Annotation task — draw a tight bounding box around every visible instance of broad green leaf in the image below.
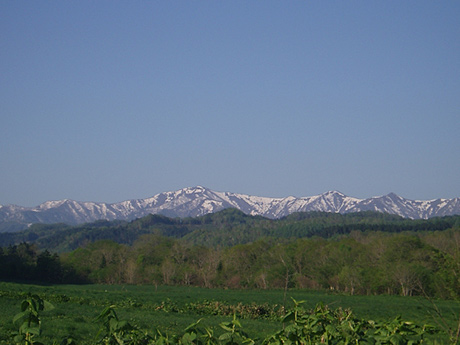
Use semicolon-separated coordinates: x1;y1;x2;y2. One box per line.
109;317;120;331
20;324;41;336
242;337;255;345
220;323;234;332
281;311;295;323
21;300;30;312
184;319;202;333
13;310;28;324
44;300;55;311
389;334;404;345
232;319;242;328
181;331;197;345
219;332;232;341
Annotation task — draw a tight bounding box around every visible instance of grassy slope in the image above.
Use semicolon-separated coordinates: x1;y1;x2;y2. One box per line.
1;282;458;344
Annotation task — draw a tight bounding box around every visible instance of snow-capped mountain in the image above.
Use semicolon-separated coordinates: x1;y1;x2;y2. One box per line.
1;187;459;229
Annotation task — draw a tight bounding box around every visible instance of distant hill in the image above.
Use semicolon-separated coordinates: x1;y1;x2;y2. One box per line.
1;208;459;252
1;186;459;231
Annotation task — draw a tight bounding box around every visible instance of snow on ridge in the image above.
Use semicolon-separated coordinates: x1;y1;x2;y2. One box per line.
37;199;70;209
1;187;459;226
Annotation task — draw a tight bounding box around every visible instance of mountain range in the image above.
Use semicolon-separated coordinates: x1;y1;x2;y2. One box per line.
1;186;459;231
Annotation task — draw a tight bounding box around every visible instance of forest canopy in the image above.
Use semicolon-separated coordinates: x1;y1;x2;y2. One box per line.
0;210;459;299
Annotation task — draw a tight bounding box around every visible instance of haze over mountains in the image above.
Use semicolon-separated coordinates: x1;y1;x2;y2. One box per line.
1;186;460;231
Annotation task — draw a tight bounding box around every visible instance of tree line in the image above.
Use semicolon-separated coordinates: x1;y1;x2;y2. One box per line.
1;210;459;299
2;209;460;252
0;243;84;283
2;226;458;300
62;229;460;299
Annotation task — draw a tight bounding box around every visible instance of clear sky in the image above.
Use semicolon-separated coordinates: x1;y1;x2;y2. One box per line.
1;1;459;207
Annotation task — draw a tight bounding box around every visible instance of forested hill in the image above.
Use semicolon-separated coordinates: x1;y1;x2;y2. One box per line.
0;209;459;253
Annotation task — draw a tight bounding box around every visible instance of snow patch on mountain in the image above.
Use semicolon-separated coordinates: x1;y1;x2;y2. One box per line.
1;187;459;229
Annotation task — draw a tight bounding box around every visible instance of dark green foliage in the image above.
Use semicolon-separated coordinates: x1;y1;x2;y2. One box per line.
2;210;460;252
0;243;85;284
264;299;438;345
12;294;54;345
2;282;460;344
94;305;150;345
0;211;459;300
5;293;448;345
185;301;284;320
1;228;459;299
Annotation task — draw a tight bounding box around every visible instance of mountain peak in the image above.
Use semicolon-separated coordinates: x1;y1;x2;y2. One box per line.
322;190;346;197
181;186;209;193
1;188;459;230
384;192;405;201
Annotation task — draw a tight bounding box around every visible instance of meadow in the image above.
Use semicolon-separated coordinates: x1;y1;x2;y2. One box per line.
1;282;458;344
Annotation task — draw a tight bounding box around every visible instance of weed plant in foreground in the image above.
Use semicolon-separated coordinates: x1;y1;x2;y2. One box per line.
0;282;458;344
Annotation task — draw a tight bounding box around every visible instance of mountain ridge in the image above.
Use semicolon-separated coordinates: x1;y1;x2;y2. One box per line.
1;186;459;230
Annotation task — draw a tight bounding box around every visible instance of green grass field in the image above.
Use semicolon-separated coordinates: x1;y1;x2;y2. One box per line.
0;282;458;344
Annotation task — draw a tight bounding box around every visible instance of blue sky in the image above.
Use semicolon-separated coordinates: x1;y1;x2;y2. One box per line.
1;1;459;206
